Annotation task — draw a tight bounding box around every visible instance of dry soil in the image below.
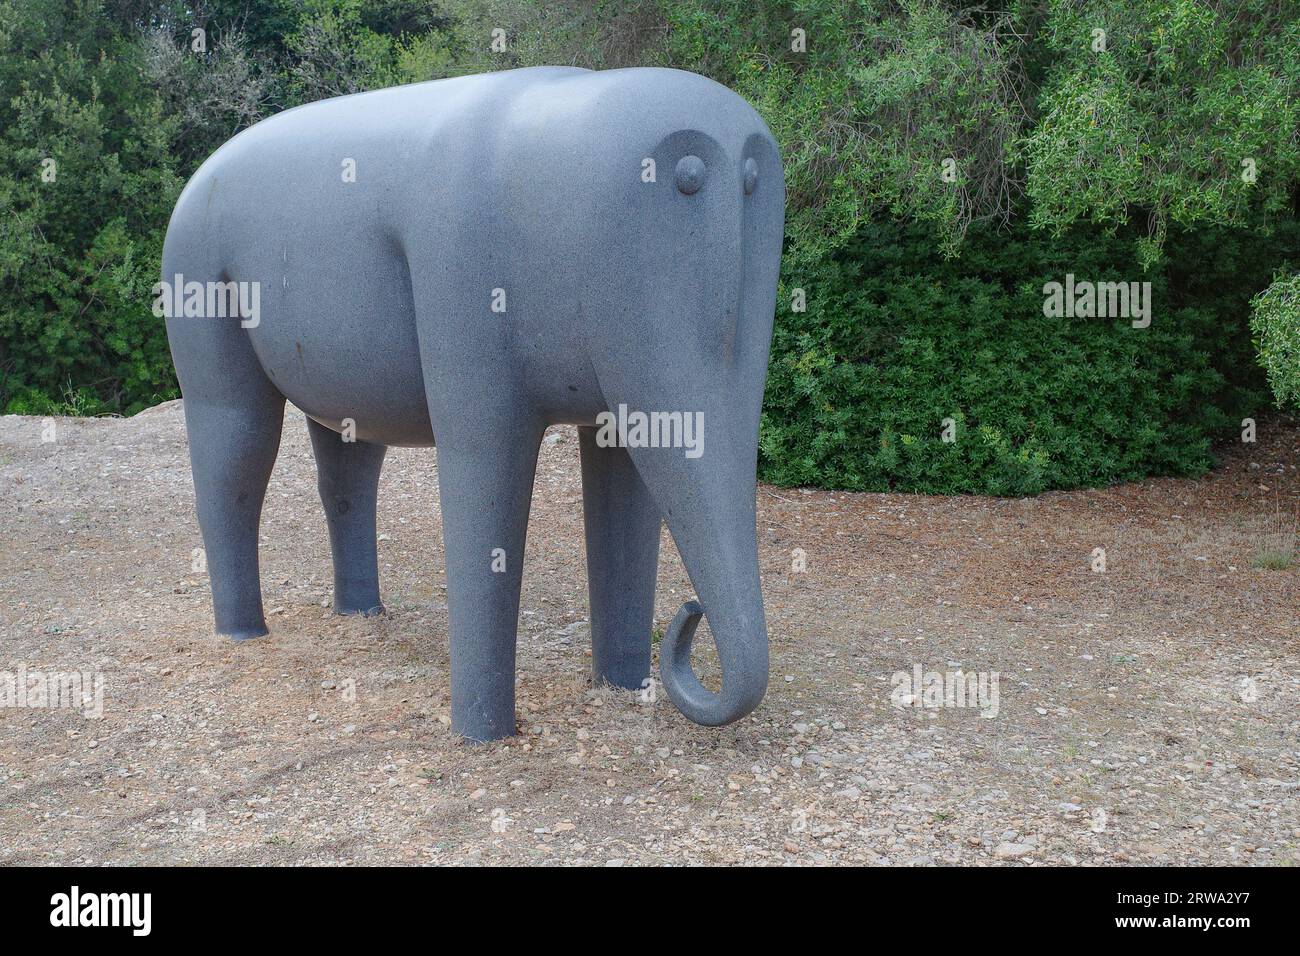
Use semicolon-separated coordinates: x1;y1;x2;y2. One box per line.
1;402;1297;865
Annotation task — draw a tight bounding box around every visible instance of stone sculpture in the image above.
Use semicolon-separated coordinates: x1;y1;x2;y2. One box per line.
162;67;785;740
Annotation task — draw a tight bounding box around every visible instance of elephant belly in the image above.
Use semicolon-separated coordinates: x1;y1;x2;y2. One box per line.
240;240;435;447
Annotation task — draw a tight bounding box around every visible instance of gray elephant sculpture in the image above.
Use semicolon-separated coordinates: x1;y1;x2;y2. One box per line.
162;66;785;741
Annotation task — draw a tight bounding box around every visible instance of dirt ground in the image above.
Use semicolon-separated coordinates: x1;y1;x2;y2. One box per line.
1;401;1298;865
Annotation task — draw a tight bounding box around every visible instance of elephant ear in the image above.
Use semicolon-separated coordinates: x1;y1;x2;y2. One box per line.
576;128;740;406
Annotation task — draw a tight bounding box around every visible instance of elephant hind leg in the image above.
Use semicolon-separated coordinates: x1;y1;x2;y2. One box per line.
578;427;661;693
185;397;283;639
167;309;285;641
306;415;387;615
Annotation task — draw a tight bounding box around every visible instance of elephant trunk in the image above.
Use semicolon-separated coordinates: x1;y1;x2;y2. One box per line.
657;496;769;726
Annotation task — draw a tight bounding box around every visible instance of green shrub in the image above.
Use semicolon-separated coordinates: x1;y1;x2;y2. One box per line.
0;0;184;414
760;221;1295;494
1250;273;1300;410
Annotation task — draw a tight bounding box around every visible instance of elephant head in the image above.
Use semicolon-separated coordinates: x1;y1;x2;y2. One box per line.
573;69;785;725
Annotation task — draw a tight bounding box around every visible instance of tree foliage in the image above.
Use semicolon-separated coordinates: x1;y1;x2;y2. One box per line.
1251;272;1300;411
0;0;1296;494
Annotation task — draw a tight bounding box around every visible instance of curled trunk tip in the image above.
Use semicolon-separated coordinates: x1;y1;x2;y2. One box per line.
659;599;767;726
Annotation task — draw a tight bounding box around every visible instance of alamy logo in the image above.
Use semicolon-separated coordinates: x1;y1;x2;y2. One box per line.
595;404;704;459
0;666;103;718
152;274;261;328
890;663;1000;718
1042;273;1151;328
50;886;151;936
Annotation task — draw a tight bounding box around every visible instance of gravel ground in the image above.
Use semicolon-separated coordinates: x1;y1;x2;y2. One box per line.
1;401;1298;865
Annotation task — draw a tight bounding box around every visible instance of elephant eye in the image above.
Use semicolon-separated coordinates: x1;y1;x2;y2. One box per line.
675;155;706;195
744;158;758;195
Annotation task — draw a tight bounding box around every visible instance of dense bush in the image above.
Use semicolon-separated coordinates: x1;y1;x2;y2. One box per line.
1;0;1297;494
1251;272;1300;412
0;0;184;415
762;221;1300;494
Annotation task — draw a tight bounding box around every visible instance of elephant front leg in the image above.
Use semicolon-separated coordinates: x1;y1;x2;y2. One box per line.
578;427;661;693
306;415;387;616
435;425;545;742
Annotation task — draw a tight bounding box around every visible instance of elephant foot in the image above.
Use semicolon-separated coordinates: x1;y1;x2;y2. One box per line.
333;599;384;617
456;719;519;744
214;599;270;644
596;669;652;693
221;623;270;642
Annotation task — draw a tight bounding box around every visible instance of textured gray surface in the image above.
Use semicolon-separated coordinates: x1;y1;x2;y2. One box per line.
163;66;785;740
